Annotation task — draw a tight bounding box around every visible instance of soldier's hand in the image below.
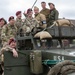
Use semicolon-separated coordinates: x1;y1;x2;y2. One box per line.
23;11;27;17
12;49;18;57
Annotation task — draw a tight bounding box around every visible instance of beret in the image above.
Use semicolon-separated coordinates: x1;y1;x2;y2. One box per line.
0;18;4;22
9;16;14;21
27;8;32;14
9;38;16;45
16;11;21;16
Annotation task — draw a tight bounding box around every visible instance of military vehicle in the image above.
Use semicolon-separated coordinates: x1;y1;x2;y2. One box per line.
2;19;75;75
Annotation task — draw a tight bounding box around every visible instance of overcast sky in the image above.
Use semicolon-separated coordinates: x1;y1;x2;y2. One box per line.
0;0;75;21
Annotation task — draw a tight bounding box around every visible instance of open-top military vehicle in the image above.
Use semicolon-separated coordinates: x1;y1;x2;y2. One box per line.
3;19;75;75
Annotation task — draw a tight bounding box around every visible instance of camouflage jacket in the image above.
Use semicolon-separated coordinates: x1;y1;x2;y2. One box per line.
34;13;47;28
22;17;39;32
0;26;3;46
0;26;4;39
1;24;17;42
0;26;2;40
40;8;50;23
15;18;23;32
0;45;14;55
0;45;18;62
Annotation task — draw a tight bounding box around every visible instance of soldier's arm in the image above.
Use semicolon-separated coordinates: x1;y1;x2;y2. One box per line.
55;10;59;20
0;45;18;57
15;25;18;35
0;45;18;54
0;46;13;55
24;19;31;27
1;26;8;42
6;46;18;57
40;14;47;28
35;19;40;27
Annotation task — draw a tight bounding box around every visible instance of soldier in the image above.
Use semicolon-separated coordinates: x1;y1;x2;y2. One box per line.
1;16;17;46
15;11;23;33
48;3;59;26
40;2;50;24
0;18;7;48
34;6;47;29
22;8;39;34
46;3;59;48
0;38;18;57
0;38;18;75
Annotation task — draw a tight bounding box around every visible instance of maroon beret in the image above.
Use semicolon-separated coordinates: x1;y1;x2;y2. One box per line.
0;18;4;22
27;8;32;14
9;38;16;45
16;11;21;16
9;16;14;21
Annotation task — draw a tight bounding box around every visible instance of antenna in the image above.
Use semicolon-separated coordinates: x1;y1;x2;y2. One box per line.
31;0;37;9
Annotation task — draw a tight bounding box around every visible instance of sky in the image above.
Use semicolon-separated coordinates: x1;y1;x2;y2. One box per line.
0;0;75;21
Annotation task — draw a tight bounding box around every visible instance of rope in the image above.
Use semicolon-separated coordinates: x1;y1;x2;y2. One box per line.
47;60;75;75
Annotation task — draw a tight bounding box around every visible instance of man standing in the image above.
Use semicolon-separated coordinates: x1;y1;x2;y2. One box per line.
1;16;17;46
15;11;23;33
34;6;47;29
46;3;59;48
40;2;50;24
0;18;7;47
48;3;59;26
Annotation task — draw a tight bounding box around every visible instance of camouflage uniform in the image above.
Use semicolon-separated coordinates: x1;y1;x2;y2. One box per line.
15;18;23;32
0;25;6;48
40;8;50;23
0;45;18;75
48;8;59;26
34;13;47;29
22;17;39;33
0;45;16;56
0;45;13;75
0;26;3;47
1;24;17;46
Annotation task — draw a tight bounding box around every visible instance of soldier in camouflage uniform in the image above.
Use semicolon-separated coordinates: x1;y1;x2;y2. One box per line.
22;8;39;34
1;16;17;46
15;11;23;33
0;38;18;75
48;3;59;26
34;6;47;29
0;18;7;48
0;38;18;57
40;2;50;24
